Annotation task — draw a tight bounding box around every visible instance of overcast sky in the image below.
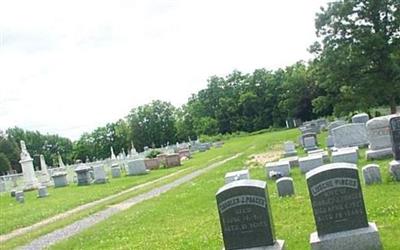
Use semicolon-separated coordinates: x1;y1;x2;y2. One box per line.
0;0;329;140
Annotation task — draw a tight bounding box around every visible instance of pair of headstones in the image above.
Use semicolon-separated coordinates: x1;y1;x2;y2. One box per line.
389;116;400;181
216;163;382;250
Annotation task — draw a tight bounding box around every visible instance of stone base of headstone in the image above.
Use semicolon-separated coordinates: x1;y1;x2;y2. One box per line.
222;240;285;250
310;223;381;250
93;178;108;184
389;160;400;181
282;151;297;158
299;155;323;173
366;148;393;160
265;161;290;178
279;157;299;168
225;169;250;184
332;149;358;164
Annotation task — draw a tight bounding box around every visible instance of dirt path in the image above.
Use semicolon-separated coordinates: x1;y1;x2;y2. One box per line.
18;153;241;250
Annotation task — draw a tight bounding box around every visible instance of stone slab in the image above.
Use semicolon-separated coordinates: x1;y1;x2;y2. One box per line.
362;164;381;185
225;169;250;184
279;157;299;168
389;160;400;181
366;147;393;160
299;155;323;173
310;223;382;250
222;240;285;250
265;161;290;178
332;124;368;148
276;177;294;197
352;113;369;124
332;149;358;164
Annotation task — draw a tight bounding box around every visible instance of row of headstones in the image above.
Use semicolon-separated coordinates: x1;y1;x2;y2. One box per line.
218;163;383;250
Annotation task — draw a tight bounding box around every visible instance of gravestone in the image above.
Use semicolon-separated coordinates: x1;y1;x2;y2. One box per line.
216;179;285;250
327;120;347;135
126;159;148;176
265;161;290;179
157;154;167;166
111;164;121;178
93;165;107;184
306;163;382;250
19;140;39;191
10;189;16;197
165;154;181;167
366;116;393;160
224;169;250;184
352;113;369;124
276;177;294;197
37;185;49;198
75;165;91;185
389;116;400;181
308;150;330;164
15;191;24;203
301;133;318;147
283;141;297;157
52;172;68;187
332;148;358;164
332;124;368;148
362;164;381;185
279;156;299;168
144;158;160;170
299;155;323;173
178;149;191;159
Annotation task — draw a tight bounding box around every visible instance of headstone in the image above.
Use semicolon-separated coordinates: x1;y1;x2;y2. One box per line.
389;116;400;181
19;140;39;190
283;141;297;157
157;154;167;166
362;164;381;185
39;154;51;183
301;133;318;147
332;148;358;164
178;149;191;159
332;124;368;148
265;161;290;179
15;191;24;203
52;172;68;188
165;154;181;167
308;150;330;164
279;156;299;168
299;155;323;173
224;169;250;184
326;135;334;148
366;116;393;160
126;159;148;176
307;163;382;250
93;165;107;184
111;164;121;178
10;189;16;197
352;113;369;124
216;179;285;250
327;120;347;135
37;185;49;198
74;165;91;185
276;177;294;197
144;158;160;170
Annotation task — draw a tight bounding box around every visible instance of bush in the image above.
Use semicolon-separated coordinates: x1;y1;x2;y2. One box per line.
146;150;161;159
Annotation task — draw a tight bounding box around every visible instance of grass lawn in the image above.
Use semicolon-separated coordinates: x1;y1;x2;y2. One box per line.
0;135;261;237
51;129;400;250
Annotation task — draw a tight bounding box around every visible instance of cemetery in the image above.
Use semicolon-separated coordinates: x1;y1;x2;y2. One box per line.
1;116;399;249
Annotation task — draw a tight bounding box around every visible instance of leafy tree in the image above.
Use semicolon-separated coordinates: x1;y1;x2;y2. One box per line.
311;0;400;115
0;153;11;174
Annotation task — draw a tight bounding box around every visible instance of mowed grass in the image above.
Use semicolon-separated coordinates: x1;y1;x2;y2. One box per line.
52;129;399;250
0;136;259;236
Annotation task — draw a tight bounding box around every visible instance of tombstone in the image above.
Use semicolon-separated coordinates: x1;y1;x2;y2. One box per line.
307;163;382;250
93;165;107;184
39;154;51;184
299;155;323;173
352;113;369;124
279;156;299;168
111;164;121;178
15;191;24;203
37;185;49;198
389;116;400;181
52;172;68;188
366;116;393;160
74;165;91;185
265;161;290;179
276;177;294;197
178;149;191;159
326;135;334;148
216;179;285;250
157;154;167;166
165;154;181;168
362;164;382;185
224;169;250;184
144;158;160;170
10;189;16;197
126;159;148;176
332;148;358;164
308;150;330;164
332;124;368;148
19;140;39;191
327;120;347;135
301;133;318;147
283;141;297;157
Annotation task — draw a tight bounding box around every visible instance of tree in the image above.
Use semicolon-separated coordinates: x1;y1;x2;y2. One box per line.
0;153;11;174
0;135;21;172
311;0;400;115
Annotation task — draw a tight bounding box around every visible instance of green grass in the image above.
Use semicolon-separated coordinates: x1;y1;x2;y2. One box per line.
0;138;255;237
51;129;399;250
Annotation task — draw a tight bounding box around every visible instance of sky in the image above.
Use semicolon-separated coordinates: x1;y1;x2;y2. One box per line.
0;0;329;140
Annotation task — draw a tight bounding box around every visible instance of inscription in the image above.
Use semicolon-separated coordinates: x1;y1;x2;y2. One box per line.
310;178;358;196
219;195;266;213
222;207;269;233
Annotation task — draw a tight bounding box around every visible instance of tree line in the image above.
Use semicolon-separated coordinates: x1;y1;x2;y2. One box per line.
1;0;398;174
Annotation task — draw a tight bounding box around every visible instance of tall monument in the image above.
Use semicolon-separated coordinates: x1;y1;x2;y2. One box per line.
111;146;116;160
40;154;51;184
19;141;39;190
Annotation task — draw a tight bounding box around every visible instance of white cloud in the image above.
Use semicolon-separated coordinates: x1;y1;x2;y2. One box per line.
0;0;328;140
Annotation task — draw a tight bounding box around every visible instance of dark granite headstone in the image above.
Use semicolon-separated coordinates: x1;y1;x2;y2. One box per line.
389;116;400;160
216;179;275;249
306;163;368;236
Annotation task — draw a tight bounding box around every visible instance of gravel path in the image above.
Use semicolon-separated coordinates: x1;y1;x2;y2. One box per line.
0;167;189;243
19;153;241;250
